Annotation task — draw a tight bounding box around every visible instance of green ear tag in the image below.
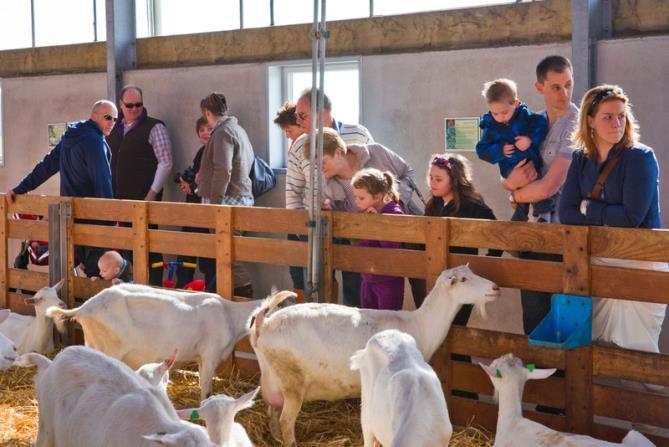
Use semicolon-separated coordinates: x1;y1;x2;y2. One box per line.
157;431;167;436
527;364;536;372
495;369;502;378
190;410;200;421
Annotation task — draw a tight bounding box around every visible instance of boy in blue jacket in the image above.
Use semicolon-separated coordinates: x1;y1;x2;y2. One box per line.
476;79;551;222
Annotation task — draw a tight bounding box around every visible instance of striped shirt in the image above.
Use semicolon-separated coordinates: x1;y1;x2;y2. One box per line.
285;120;374;209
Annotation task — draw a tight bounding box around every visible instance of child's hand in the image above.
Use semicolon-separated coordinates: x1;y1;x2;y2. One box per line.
503;144;515;157
90;276;99;282
111;278;122;285
515;136;532;152
321;199;332;210
364;207;378;214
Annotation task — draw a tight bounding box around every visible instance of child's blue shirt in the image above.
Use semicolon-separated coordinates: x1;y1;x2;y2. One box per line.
476;102;549;178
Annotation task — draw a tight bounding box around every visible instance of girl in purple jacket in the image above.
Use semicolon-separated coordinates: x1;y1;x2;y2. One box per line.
351;168;405;310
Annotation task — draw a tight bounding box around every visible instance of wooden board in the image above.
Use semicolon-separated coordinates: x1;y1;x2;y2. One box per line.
590;226;669;262
591;265;669;304
7;268;48;291
233;237;309;267
72;197;134;222
7;220;49;241
450;254;563;293
333;245;426;278
149;230;216;258
0;199;7;308
593;345;669;386
7;292;36;315
148;201;217;228
233;206;309;235
73;276;109;300
446;326;566;368
449;361;566;408
7;195;60;215
449;396;567;433
450;219;564;254
593;423;669;447
593;383;668;428
72;224;134;250
331;212;426;244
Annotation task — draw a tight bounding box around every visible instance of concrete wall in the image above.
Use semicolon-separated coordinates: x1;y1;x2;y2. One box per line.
2;35;668;350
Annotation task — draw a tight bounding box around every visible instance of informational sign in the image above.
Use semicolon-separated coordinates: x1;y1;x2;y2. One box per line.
444;117;480;151
47;123;67;149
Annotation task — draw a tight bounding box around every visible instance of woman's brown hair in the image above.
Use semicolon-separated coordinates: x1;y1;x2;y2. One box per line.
573;84;638;160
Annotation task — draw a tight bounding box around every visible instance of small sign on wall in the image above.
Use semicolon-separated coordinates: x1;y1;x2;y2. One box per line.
444;117;480;151
47;123;67;149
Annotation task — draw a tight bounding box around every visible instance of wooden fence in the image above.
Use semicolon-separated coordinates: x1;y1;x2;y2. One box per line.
1;194;668;445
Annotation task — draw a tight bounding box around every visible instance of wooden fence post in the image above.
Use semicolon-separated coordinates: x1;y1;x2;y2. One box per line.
132;201;149;285
426;217;452;404
562;225;593;435
0;198;7;308
216;206;234;299
62;198;75;311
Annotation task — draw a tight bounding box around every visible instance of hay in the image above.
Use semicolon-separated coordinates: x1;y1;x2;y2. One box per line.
1;363;494;447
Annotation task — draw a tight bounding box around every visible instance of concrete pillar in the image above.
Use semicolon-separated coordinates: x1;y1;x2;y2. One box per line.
106;0;137;103
572;0;612;103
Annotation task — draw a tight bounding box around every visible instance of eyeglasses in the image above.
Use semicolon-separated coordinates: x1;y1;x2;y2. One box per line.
432;155;450;169
122;101;143;109
103;114;118;122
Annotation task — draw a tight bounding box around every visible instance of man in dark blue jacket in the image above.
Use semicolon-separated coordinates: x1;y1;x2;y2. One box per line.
6;99;118;276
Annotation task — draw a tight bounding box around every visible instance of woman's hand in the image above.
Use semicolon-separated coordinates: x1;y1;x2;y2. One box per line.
179;177;192;195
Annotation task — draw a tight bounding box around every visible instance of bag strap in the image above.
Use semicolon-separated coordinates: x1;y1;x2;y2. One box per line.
588;149;623;200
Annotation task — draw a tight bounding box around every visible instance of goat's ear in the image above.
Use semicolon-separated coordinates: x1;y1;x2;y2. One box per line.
479;362;498;378
0;309;10;324
527;367;557;381
53;278;65;292
23;296;41;306
175;408;200;421
235;386;260;412
164;349;178;370
143;433;180;445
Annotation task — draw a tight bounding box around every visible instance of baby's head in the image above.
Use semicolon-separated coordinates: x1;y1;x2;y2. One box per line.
98;251;125;281
482;78;520;125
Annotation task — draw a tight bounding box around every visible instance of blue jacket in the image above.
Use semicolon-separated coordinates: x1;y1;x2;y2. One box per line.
13;119;113;199
476;103;548;178
559;144;660;229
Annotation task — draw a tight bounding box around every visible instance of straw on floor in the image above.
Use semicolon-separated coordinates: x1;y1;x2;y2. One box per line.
1;363;493;446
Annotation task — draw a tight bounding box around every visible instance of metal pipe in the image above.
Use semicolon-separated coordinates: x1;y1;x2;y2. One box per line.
270;0;274;26
30;0;36;47
239;0;244;29
93;0;98;42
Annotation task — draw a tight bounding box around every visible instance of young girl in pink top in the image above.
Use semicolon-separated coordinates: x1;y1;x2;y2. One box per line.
351;168;405;310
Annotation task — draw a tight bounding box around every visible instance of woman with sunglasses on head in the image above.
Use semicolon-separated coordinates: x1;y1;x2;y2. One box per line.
560;85;666;359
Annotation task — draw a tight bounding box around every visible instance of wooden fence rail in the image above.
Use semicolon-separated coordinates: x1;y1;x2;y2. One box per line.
2;194;668;445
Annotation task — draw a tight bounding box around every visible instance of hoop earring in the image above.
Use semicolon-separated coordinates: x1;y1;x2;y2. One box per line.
590;127;595;140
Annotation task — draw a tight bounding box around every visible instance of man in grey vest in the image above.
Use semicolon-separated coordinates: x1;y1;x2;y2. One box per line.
107;85;173;286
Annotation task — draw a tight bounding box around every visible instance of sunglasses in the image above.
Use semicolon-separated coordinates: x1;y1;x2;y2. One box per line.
589;87;622;113
122;101;143;109
103;114;118;122
432;155;450;169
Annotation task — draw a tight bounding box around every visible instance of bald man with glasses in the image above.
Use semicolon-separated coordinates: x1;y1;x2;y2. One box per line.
7;99;117;204
6;100;117;278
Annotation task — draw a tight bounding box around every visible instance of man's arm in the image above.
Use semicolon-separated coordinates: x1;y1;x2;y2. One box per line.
9;143;62;203
87;143;114;199
208;130;234;204
512;155;571;204
147;123;173;200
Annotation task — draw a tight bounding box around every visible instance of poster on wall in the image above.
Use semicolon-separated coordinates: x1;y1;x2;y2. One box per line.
47;123;67;149
444;117;480;151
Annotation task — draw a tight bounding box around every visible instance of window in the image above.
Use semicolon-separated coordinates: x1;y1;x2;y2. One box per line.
268;60;361;168
0;1;32;50
34;0;100;47
273;0;369;26
373;0;521;16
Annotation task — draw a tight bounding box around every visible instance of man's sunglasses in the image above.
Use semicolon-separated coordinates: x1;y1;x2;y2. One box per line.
103;114;118;122
122;101;143;109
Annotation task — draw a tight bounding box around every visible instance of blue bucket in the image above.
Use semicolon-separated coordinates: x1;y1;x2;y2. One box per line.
529;294;592;350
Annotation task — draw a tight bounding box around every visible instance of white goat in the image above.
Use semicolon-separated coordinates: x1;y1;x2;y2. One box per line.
0;279;66;355
177;387;259;447
136;349;178;397
480;353;655;447
46;283;261;400
0;309;19;368
16;345;217;447
250;264;499;446
350;329;451;447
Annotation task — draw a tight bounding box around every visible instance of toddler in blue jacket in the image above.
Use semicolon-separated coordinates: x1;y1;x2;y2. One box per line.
476;78;552;222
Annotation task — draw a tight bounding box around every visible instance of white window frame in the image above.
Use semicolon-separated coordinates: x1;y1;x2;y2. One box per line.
267;57;362;169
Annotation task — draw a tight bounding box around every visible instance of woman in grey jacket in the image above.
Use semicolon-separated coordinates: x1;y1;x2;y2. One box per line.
318;128;423;215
